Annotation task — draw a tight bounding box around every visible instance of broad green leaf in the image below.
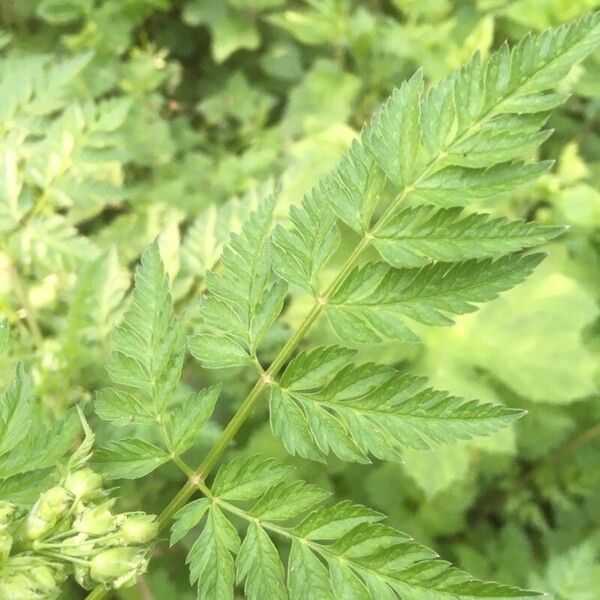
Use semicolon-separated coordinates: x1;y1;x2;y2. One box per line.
272;346;524;463
326;254;544;343
93;438;170;479
183;0;260;63
373;206;563;268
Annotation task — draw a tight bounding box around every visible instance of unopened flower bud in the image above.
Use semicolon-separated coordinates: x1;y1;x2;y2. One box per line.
25;487;71;540
31;565;57;591
74;501;115;536
90;547;148;589
0;531;12;563
37;487;71;521
0;560;62;599
119;513;158;544
25;513;53;540
74;564;94;590
64;468;103;499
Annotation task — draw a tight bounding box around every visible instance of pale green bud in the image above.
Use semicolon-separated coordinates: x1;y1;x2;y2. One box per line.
64;468;103;499
30;565;57;592
73;501;115;536
37;487;71;521
0;531;12;563
119;513;158;544
0;564;61;599
90;547;148;588
74;564;94;590
24;513;53;540
25;487;71;539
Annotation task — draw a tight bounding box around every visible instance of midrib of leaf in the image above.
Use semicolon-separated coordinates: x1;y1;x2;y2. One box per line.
152;34;589;536
304;396;515;422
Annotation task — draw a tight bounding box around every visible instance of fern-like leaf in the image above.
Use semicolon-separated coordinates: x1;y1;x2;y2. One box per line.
373;206;563;268
190;193;287;369
98;242;184;421
173;455;541;600
270;346;524;462
326;253;544;343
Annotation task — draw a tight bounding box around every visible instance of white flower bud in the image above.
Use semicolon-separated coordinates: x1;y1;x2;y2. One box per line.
64;468;103;499
73;501;115;536
119;513;158;544
90;547;148;588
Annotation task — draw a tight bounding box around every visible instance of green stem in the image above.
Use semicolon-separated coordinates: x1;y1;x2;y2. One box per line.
154;237;371;536
85;585;110;600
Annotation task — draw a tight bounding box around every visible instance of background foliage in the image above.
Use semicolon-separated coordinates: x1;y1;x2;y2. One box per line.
0;1;599;598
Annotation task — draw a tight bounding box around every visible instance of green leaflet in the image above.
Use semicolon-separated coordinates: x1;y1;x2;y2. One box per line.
272;191;340;294
412;161;553;206
372;206;563;268
175;455;541;600
187;505;241;600
99;242;184;420
325;253;544;343
192;193;287;368
92;438;170;479
165;386;220;455
270;346;524;462
236;522;287;600
171;498;211;545
0;362;31;457
211;455;295;501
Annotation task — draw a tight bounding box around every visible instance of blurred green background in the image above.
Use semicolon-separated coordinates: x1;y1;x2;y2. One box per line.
0;1;599;598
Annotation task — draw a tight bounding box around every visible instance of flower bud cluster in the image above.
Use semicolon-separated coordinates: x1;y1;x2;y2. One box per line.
0;468;158;597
